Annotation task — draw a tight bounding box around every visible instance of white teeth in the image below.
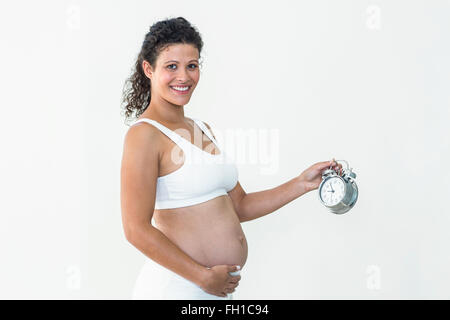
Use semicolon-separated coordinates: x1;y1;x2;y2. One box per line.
172;86;189;91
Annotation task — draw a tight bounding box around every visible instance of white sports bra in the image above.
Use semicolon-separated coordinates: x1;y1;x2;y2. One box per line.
131;117;238;210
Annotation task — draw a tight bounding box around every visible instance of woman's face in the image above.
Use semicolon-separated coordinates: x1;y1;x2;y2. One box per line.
143;43;200;106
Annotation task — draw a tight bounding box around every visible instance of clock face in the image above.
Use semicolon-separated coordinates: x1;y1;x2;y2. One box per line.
320;177;346;206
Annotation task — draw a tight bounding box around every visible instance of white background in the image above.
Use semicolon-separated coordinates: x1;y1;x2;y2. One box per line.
1;0;449;299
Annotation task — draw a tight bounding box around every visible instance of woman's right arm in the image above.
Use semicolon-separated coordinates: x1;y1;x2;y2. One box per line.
120;124;207;286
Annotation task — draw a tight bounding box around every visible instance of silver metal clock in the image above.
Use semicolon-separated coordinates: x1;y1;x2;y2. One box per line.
318;160;358;214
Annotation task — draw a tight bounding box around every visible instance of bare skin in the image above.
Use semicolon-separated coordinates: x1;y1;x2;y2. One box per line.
123;43;244;297
132;114;248;269
122;43;343;297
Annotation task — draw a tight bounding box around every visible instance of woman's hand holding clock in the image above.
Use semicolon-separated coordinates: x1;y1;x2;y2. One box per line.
297;158;343;193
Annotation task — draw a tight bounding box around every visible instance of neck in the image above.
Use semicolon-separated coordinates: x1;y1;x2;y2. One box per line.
146;93;186;124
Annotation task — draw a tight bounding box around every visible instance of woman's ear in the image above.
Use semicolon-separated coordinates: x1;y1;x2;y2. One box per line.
142;60;153;80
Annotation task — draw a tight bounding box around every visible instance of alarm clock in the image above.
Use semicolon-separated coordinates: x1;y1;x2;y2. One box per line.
318;160;358;214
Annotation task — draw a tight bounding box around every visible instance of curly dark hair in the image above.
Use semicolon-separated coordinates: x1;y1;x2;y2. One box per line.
121;17;204;125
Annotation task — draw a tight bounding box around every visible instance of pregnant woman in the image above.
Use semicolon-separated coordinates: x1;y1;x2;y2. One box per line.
120;17;342;299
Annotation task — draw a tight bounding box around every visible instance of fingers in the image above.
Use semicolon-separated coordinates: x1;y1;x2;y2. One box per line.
228;275;241;282
328;159;343;175
228;265;240;272
228;278;240;287
224;287;236;293
207;289;227;298
333;163;343;175
230;283;239;290
219;281;239;297
227;280;240;287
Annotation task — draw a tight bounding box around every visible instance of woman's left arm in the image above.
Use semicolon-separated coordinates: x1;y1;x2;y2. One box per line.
201;121;342;223
228;159;343;223
227;178;307;223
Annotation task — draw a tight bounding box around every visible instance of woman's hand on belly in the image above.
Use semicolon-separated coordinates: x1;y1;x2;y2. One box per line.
199;265;242;298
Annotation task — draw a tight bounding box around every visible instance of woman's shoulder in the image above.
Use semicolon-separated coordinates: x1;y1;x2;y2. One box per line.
125;119;164;152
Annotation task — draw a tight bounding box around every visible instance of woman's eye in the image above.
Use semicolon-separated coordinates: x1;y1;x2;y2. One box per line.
167;64;198;70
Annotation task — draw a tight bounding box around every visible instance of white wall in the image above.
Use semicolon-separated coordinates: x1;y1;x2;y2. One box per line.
1;0;449;299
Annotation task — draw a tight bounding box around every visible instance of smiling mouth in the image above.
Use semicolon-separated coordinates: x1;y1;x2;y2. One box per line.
170;86;191;94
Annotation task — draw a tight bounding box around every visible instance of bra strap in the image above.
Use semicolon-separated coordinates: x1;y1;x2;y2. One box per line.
192;118;220;147
132;118;186;150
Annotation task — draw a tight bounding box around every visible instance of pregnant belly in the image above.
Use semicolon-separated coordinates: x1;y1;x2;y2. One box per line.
153;195;248;269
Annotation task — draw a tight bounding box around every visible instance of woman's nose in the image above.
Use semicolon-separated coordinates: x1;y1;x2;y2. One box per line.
176;69;190;81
